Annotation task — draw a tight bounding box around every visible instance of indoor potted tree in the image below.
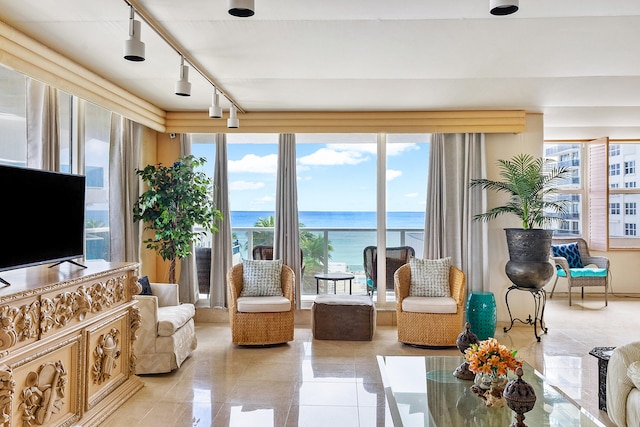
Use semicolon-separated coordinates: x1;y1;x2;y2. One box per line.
133;155;222;284
470;153;571;288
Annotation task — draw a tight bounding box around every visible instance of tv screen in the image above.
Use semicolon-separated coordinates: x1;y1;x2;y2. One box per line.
0;165;86;272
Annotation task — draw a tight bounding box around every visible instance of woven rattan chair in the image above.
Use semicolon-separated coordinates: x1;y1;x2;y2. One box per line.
550;237;609;306
394;263;466;347
227;263;295;345
363;246;415;296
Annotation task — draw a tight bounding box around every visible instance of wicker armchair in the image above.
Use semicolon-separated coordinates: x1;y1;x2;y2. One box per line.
227;263;295;345
395;263;466;347
550;237;609;306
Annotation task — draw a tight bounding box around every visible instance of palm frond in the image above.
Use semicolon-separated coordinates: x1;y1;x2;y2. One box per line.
470;153;572;230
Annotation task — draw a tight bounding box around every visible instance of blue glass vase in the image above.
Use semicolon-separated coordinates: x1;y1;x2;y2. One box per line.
466;291;497;340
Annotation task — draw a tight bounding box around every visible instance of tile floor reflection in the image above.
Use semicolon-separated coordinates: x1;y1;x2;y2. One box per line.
102;294;640;426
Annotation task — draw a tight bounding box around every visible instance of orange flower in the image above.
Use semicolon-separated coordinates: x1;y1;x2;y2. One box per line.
464;337;522;377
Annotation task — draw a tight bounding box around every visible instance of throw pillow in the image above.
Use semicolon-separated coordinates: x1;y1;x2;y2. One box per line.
138;276;153;296
409;257;451;297
628;361;640;390
241;259;283;297
551;242;584;268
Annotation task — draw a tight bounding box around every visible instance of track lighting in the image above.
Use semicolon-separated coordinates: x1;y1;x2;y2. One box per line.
209;89;222;118
490;0;519;16
229;0;255;17
227;104;239;128
174;56;191;96
124;6;145;61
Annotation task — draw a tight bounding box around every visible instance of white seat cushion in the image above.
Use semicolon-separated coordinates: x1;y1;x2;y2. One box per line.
402;296;457;314
237;296;291;313
157;303;196;337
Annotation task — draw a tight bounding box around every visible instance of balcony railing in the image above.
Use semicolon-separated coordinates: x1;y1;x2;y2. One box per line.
195;226;424;301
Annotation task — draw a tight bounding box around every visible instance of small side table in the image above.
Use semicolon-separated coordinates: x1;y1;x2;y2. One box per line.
589;346;616;412
314;272;355;294
503;285;548;342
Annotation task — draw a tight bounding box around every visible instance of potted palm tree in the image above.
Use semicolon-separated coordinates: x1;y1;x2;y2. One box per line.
470;153;571;288
133;155;222;284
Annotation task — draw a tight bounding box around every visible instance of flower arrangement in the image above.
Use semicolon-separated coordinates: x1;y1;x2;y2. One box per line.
464;337;522;377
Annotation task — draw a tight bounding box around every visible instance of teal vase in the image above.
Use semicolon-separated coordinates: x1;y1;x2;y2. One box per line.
466;291;497;340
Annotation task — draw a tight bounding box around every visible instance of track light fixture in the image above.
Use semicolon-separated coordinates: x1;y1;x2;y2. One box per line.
124;6;145;61
227;104;239;128
175;56;191;96
229;0;255;17
490;0;519;16
209;89;223;118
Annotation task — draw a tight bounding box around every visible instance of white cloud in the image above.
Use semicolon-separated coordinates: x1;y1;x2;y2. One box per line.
229;180;265;191
328;143;377;154
386;169;402;181
387;143;420;156
229;153;277;173
299;147;369;166
405;192;419;198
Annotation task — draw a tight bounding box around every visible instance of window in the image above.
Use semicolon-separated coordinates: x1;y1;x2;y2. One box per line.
0;65;27;166
84;102;111;261
226;133;278;260
610;145;620;156
296;134;377;298
386;133;429;256
625;223;637;236
625;160;636;175
626;203;637;215
544;144;582;237
545;140;640;249
610;203;620;215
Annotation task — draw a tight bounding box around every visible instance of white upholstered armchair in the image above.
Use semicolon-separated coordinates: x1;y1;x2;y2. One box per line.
133;282;197;374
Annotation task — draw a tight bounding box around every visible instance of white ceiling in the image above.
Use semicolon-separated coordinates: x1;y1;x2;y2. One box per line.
1;0;640;139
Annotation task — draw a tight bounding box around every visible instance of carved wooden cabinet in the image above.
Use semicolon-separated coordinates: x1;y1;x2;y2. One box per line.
0;261;143;427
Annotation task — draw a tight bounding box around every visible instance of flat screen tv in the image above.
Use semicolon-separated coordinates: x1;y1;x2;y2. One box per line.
0;164;86;275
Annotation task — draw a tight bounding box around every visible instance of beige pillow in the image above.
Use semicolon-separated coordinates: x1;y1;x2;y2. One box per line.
627;361;640;389
409;257;451;297
241;259;283;297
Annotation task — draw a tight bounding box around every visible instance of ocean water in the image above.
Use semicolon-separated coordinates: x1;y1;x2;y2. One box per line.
231;211;425;272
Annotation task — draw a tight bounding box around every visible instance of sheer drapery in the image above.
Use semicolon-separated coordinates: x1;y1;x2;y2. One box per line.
209;133;233;308
274;133;302;308
26;78;59;171
178;134;199;304
108;113;141;263
424;133;488;291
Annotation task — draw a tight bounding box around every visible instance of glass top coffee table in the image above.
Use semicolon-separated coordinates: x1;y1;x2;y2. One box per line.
377;355;605;427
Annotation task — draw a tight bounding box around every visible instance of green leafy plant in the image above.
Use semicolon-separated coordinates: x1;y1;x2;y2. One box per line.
133;155;222;283
470;153;571;229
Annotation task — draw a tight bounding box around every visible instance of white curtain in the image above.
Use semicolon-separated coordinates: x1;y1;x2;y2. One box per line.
209;133;233;308
425;133;488;292
178;134;199;304
274;133;302;308
26;78;59;171
108;113;141;263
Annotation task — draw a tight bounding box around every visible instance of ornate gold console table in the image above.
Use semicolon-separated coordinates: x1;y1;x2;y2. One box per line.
0;261;144;427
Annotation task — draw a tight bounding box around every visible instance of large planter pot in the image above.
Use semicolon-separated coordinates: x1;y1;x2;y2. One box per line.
504;228;554;289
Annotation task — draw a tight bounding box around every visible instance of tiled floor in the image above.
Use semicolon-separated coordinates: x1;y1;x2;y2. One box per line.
102;293;640;426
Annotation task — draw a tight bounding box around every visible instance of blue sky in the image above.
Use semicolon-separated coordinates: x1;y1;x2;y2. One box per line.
192;134;430;212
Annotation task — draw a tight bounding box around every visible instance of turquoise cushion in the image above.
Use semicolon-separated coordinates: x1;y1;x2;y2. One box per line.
556;268;607;278
552;242;584;268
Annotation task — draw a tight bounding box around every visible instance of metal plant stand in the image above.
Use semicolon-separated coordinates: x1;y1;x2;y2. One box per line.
503;285;548;342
